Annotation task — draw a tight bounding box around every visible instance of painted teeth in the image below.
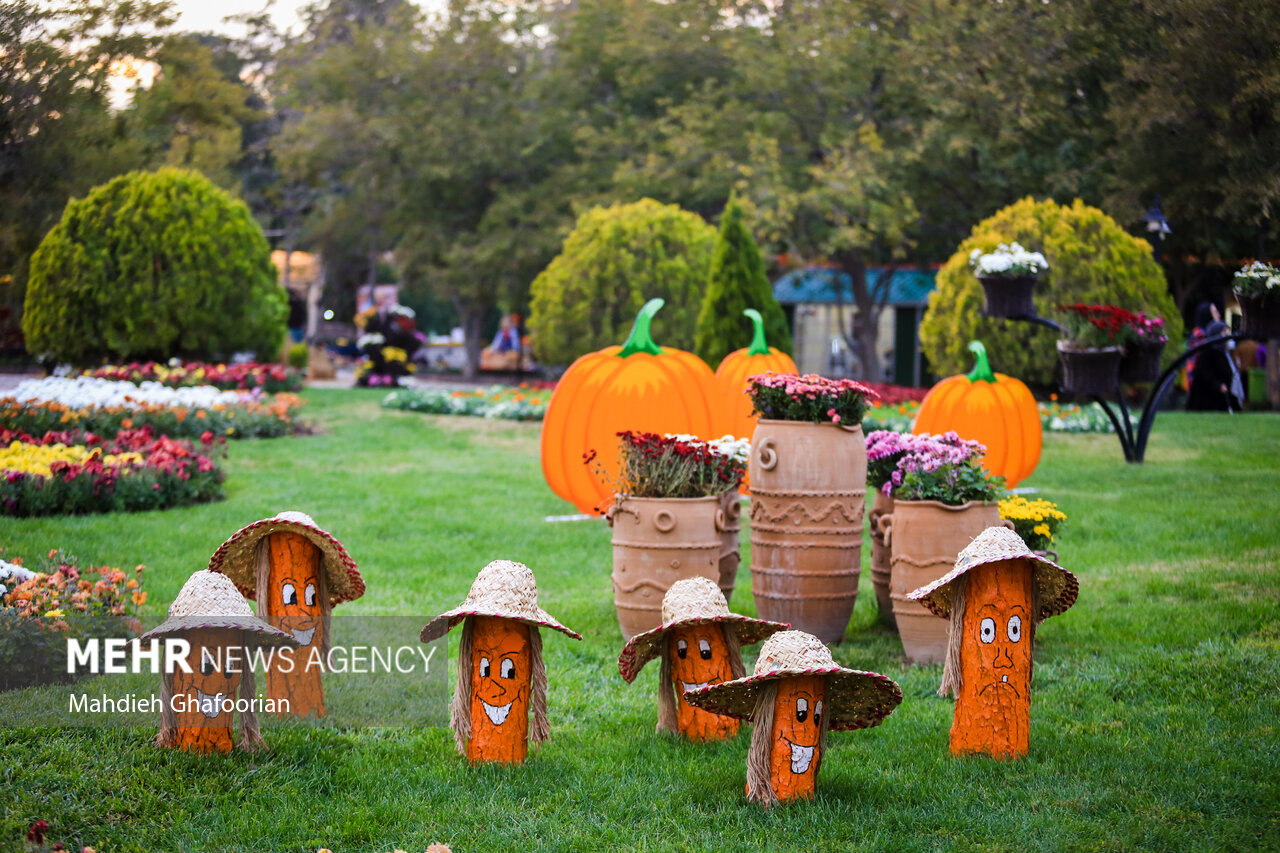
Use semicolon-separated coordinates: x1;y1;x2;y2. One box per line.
1002;675;1009;683
291;627;316;646
481;699;513;725
681;681;710;694
195;689;226;719
788;740;815;774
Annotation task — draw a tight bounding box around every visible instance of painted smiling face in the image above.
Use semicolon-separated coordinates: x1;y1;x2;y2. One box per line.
468;616;531;764
768;674;826;801
951;558;1034;758
172;627;242;753
263;531;326;717
668;624;740;741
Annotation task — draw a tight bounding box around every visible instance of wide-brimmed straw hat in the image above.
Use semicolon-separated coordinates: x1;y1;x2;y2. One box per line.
419;560;582;642
617;577;788;682
683;630;902;731
140;570;297;646
907;525;1078;622
208;512;364;605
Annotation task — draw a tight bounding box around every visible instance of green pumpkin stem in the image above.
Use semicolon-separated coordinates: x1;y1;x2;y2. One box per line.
965;340;997;383
744;309;769;356
619;298;665;357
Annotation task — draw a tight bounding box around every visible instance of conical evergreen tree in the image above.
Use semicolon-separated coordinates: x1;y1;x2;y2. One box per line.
694;196;793;367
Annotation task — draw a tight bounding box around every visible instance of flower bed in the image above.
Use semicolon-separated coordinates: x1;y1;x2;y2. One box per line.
999;496;1066;551
382;385;550;421
1;377;304;439
0;551;145;691
0;426;225;516
83;360;303;392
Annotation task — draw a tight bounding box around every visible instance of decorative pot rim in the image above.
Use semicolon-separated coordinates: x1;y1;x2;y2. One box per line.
613;493;724;505
976;273;1041;283
755;418;865;433
886;498;1000;513
1056;341;1122;354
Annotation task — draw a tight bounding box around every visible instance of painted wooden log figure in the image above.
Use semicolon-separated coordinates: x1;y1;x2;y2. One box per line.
685;630;902;807
142;570;297;753
208;512;365;718
617;576;787;741
907;525;1079;759
420;560;582;765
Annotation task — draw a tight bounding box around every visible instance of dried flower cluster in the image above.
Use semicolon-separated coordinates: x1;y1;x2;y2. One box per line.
746;372;879;426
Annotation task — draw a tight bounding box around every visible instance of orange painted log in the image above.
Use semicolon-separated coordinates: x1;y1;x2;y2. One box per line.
467;616;531;765
950;559;1033;758
668;624;740;741
765;674;825;802
264;531;326;718
173;627;241;754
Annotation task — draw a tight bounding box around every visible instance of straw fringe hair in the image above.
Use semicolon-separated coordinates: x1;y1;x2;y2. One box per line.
450;617;475;754
939;575;967;698
154;650;265;752
655;627;744;734
155;670;177;748
530;626;549;745
255;539;331;667
746;684;779;807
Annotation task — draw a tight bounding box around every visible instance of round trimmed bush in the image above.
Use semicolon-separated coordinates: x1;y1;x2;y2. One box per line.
919;197;1183;387
24;168;286;364
528;198;716;365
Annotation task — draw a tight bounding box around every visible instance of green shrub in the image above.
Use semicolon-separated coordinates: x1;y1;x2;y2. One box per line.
528;199;716;365
24;168;287;365
919;197;1183;386
694;196;792;367
287;342;310;369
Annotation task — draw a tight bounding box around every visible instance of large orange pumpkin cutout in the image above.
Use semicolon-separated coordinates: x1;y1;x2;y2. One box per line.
712;309;798;441
143;570;298;754
618;576;786;742
684;630;902;808
421;560;582;765
908;526;1080;760
541;298;720;514
912;340;1041;487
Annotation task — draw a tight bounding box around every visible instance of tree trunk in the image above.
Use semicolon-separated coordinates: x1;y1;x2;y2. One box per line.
305;265;326;342
461;309;485;380
831;251;890;382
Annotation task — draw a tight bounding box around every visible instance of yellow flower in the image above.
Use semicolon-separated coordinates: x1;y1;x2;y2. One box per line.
44;608;64;619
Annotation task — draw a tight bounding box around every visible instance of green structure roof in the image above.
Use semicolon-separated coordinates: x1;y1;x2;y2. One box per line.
772;266;937;306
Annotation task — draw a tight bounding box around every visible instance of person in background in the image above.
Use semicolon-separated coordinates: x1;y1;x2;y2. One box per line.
1185;301;1220;393
1187;320;1243;411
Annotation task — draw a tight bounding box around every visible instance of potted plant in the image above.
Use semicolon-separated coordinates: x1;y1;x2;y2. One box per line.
999;495;1067;562
668;433;751;602
599;431;744;640
865;430;917;629
875;432;1008;664
1233;261;1280;341
745;372;879;643
969;242;1050;317
1118;311;1169;384
1055;303;1132;396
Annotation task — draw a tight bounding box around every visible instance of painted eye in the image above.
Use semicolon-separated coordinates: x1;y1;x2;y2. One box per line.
500;658;516;680
479;656;490;678
676;639;688;659
980;617;996;644
796;696;808;722
1007;614;1023;642
815;700;823;726
199;651;215;676
698;639;712;660
282;582;297;605
304;583;317;606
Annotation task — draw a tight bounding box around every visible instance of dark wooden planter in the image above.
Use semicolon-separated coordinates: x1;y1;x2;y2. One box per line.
1119;338;1166;384
977;274;1038;318
1057;342;1122;396
1235;289;1280;341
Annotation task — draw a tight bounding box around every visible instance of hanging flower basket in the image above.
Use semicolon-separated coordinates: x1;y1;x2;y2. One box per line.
1235;289;1280;341
1119;337;1166;384
1057;342;1122;396
977;275;1038;317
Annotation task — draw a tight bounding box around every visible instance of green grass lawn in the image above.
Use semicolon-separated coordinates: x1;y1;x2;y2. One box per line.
2;390;1278;852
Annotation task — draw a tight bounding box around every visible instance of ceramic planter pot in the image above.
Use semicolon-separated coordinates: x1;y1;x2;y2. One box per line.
868;489;895;629
879;498;1010;664
717;489;742;602
610;494;724;640
1057;341;1122;397
749;419;866;643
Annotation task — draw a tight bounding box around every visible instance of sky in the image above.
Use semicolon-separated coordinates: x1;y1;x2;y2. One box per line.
166;0;314;37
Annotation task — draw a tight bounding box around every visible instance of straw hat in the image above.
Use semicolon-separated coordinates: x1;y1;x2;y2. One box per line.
683;630;902;731
907;525;1078;622
140;570;297;646
208;512;364;605
617;577;788;682
419;560;582;642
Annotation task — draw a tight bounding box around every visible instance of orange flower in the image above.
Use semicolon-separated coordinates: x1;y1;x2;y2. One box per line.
196;410;207;419
530;398;542;405
1050;393;1058;401
121;418;133;429
131;590;147;606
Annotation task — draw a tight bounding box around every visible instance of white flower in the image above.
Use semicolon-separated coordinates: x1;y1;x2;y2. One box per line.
969;242;1049;277
6;377;241;411
356;333;386;348
0;560;36;597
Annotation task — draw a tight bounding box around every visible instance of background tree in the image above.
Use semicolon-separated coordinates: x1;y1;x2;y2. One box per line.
528;199;716;365
694;195;791;367
24;168;286;364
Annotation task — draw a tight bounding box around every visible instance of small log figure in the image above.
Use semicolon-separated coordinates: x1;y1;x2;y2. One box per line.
142;570;297;753
618;576;787;742
207;512;365;720
907;525;1080;760
684;630;902;808
421;560;582;766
